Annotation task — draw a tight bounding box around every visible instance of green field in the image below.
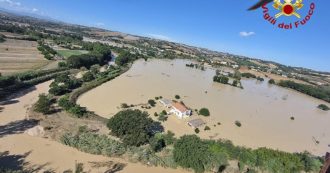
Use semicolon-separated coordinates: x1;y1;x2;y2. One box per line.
57;49;88;58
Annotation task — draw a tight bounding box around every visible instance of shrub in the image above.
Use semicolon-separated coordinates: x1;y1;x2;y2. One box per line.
158;114;168;122
163;131;176;145
204;126;211;131
318;104;329;111
58;62;67;68
161;110;167;115
149;136;165;152
34;94;52;114
291;116;295;120
232;80;238;87
121;103;130;108
235;121;242;127
195;128;200;134
148;99;156;107
58;95;87;118
268;79;275;84
175;95;181;99
82;71;95;82
107;109;163;146
199;108;210;116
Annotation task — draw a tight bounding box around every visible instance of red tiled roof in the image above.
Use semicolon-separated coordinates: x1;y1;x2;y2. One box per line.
172;102;188;113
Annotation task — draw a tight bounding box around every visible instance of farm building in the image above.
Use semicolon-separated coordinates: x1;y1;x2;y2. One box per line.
188;119;206;128
170;102;192;119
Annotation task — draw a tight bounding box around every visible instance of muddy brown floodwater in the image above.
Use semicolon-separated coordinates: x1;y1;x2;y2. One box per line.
78;59;330;156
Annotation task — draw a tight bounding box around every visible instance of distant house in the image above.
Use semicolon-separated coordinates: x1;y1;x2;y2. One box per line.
159;99;172;108
232;65;239;69
188;119;206;129
170;102;192;119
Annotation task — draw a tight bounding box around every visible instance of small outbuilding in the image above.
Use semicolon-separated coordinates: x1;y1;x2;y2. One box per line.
188;119;206;129
159;98;172;108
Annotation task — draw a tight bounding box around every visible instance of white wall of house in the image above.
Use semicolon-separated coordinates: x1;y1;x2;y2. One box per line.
170;108;191;119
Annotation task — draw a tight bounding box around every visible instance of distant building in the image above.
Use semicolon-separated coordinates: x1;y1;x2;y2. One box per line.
232;65;239;69
188;119;206;129
220;61;227;65
170;102;192;119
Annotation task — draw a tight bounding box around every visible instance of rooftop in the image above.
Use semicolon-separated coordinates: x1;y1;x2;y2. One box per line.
172;102;188;113
188;119;206;128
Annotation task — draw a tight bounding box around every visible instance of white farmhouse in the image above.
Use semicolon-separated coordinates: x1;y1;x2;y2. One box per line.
170;102;192;119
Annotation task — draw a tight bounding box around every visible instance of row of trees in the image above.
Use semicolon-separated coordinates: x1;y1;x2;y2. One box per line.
278;80;330;103
37;41;57;60
173;135;322;173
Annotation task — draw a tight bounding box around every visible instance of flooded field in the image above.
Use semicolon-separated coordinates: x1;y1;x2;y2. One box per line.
78;59;330;156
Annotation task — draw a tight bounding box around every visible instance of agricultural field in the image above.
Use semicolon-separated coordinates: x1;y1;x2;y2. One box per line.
0;38;49;76
56;49;88;58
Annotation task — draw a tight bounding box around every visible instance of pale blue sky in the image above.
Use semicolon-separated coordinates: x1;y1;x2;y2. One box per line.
1;0;329;71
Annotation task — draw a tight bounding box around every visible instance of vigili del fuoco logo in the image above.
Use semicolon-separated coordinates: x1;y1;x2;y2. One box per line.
249;0;315;29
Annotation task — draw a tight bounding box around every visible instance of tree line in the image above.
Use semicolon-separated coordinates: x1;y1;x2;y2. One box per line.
278;80;330;103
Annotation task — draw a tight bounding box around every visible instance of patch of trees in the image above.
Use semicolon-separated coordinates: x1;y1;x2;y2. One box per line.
318;104;329;111
37;41;57;60
58;95;87;118
173;135;322;173
115;51;140;66
107;109;164;146
66;42;112;68
241;73;257;79
278;80;330;103
34;94;53;114
199;108;210;116
49;74;82;96
213;75;229;84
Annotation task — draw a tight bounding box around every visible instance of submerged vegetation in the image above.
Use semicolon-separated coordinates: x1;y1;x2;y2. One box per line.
318;104;329;111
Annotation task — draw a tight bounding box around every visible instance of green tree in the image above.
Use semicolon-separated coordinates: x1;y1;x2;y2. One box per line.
175;95;181;99
173;135;209;173
148;99;156;107
34;94;52;114
269;79;275;84
163;131;176;145
149;136;165;152
82;71;95;82
318;104;329;111
199;108;210;116
232;80;238;87
107;109;163;146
